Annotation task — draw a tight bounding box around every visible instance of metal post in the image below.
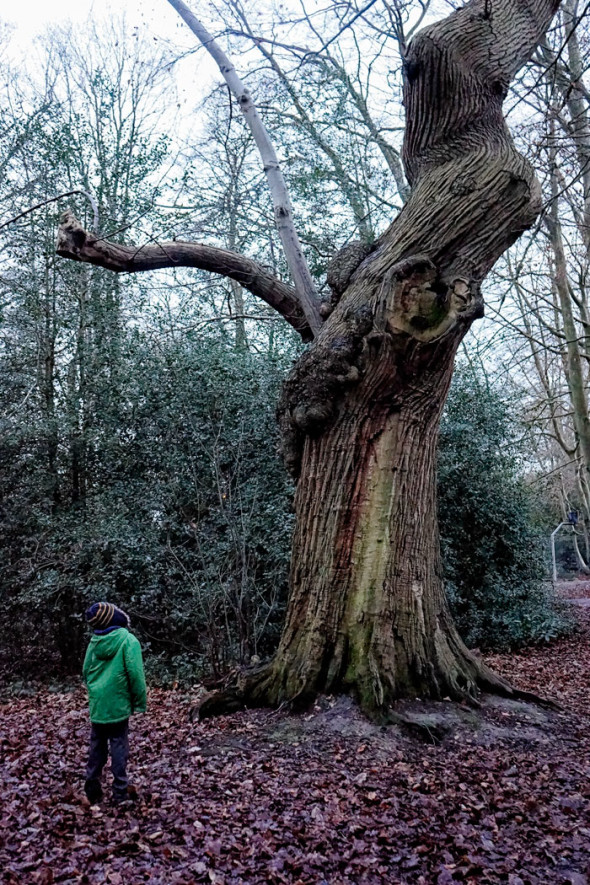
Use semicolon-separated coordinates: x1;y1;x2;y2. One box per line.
551;522;564;583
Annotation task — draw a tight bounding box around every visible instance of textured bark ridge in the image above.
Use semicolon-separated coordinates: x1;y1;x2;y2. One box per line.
279;0;560;477
199;0;562;720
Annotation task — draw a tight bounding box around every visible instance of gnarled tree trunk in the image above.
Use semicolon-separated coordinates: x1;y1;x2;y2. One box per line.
247;332;494;716
57;0;562;720
200;0;561;719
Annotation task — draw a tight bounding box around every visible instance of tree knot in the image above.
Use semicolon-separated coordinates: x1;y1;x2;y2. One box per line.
326;240;375;303
56;210;88;258
277;305;375;477
384;256;482;341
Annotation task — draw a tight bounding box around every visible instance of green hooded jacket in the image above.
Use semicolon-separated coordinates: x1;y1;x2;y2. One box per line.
83;628;147;724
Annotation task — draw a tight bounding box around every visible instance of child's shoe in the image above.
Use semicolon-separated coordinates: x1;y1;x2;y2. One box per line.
84;778;103;804
112;785;138;805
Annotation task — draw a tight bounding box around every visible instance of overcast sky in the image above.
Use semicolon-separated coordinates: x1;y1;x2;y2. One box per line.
4;1;150;37
2;0;199;61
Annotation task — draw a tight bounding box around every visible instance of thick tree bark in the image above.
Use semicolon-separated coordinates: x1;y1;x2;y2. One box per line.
201;258;515;719
57;0;562;720
199;0;562;719
246;333;512;716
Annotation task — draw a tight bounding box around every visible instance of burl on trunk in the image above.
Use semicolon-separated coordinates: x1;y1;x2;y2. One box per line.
57;0;562;720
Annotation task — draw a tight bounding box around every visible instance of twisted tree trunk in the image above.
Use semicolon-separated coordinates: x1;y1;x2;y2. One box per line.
200;0;562;719
57;0;562;720
242;332;502;716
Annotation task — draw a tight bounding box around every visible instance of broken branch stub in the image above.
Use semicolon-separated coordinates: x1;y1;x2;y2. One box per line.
57;210;312;339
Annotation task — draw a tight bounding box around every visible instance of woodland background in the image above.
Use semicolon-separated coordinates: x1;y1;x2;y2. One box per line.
1;0;589;683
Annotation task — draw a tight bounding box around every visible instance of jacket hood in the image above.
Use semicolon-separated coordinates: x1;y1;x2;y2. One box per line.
89;628;128;660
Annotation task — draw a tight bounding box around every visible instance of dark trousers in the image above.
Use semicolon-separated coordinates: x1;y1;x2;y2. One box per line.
85;719;129;800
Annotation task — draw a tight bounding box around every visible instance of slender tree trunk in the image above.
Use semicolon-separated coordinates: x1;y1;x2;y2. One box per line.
228;207;248;351
166;0;322;335
562;0;590;251
41;253;60;513
572;533;590;573
229;280;248;351
547;163;590;506
70;279;89;507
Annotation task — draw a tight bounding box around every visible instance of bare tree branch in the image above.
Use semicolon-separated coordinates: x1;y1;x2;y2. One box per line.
1;189;99;232
306;0;381;58
224;21;410;202
166;0;322;335
56;210;312;339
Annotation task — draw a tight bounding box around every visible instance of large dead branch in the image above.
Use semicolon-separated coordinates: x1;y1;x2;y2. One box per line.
56;211;311;339
166;0;322;336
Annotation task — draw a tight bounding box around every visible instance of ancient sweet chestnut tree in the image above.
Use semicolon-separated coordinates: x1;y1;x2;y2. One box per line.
57;0;562;719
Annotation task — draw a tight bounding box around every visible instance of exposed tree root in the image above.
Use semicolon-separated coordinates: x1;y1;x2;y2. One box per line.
193;689;247;721
196;664;281;722
386;713;451;745
193;654;558;723
477;672;559;710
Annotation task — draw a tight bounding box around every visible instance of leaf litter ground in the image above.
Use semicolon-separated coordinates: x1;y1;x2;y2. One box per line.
1;597;589;884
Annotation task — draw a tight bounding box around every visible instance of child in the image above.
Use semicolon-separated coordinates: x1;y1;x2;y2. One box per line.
82;602;147;805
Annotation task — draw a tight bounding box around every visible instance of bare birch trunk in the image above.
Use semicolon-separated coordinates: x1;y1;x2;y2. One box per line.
166;0;322;335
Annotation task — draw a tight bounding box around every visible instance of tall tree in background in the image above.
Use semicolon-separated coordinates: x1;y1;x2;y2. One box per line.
488;0;590;564
58;0;563;718
0;20;175;662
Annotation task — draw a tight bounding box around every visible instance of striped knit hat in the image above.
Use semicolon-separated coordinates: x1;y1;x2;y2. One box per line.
85;602;130;633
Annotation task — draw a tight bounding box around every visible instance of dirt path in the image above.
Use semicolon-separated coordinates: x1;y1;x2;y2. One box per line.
560;579;590;608
1;614;589;885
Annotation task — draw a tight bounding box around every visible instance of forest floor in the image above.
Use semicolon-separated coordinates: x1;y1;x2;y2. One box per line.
1;587;589;885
